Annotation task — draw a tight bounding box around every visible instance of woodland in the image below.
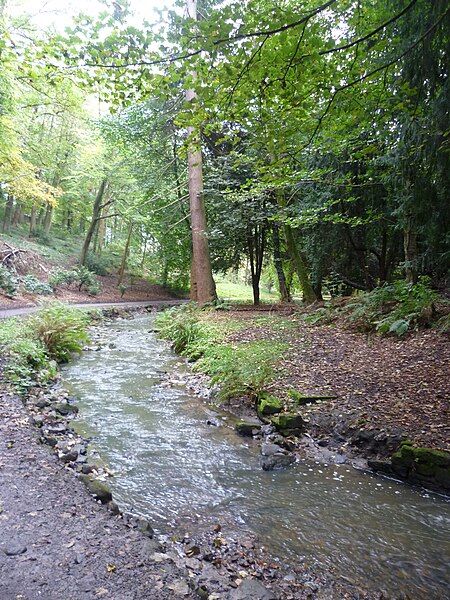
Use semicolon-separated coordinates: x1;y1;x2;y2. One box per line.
0;0;448;308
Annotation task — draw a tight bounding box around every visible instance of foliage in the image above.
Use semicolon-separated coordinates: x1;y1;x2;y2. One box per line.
49;266;101;294
156;305;286;400
0;265;18;297
26;303;90;362
0;303;90;389
21;274;53;295
84;252;110;276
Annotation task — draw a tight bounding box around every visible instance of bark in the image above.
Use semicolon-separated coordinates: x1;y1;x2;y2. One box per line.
247;223;266;306
80;179;108;266
29;206;37;237
283;223;317;304
272;223;291;302
43;204;53;236
404;216;418;284
12;202;23;226
185;0;217;305
117;222;133;287
2;195;14;233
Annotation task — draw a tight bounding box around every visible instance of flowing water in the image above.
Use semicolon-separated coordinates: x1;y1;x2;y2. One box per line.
62;314;450;598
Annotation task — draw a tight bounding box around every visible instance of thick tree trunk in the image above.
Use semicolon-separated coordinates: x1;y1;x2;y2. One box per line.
117;222;133;286
186;0;217;305
80;179;108;266
272;223;291;302
283;224;317;303
2;195;14;233
12;202;23;226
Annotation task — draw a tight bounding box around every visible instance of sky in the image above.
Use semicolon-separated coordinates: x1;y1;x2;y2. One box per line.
8;0;175;31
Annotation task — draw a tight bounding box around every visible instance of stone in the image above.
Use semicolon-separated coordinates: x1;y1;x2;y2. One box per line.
271;413;305;435
45;423;67;435
3;543;27;556
230;578;276;600
257;393;283;416
137;518;154;538
79;475;112;503
261;453;295;471
235;421;261;437
41;435;57;447
261;442;285;457
35;399;50;409
107;500;120;515
60;450;79;463
81;463;95;475
31;415;45;427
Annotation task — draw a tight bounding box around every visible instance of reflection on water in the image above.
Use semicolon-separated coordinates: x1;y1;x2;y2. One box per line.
62;315;450;598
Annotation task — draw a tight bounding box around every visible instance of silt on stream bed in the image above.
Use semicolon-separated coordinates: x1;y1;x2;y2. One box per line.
62;314;450;599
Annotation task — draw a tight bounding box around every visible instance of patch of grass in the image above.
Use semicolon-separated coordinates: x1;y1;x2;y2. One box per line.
215;276;279;304
156;305;287;401
0;302;90;390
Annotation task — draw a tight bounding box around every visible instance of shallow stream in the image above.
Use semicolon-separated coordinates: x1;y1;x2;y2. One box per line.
62;314;450;598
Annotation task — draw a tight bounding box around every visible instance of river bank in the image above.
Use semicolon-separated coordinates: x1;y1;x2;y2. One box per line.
1;306;384;599
157;306;449;493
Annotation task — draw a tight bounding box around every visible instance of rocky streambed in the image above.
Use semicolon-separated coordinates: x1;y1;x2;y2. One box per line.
50;311;450;599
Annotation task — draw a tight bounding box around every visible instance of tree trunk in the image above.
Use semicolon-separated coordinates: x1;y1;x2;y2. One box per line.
283;224;317;303
29;206;37;237
43;204;53;236
12;202;22;226
247;223;266;306
185;0;217;305
117;222;133;286
272;223;291;302
80;179;108;266
2;195;14;233
404;216;418;284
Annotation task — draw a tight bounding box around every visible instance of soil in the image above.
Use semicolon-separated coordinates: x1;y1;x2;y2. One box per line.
203;310;449;456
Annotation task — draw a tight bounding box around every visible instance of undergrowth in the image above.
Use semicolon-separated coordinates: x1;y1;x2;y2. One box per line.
0;303;90;391
155;304;287;400
302;278;444;336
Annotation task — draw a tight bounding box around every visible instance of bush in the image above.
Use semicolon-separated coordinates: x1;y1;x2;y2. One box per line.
21;274;53;295
84;252;110;276
49;266;102;295
27;303;90;362
0;265;18;297
343;278;439;335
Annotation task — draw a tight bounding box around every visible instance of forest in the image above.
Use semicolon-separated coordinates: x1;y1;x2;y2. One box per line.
1;0;448;307
0;1;449;599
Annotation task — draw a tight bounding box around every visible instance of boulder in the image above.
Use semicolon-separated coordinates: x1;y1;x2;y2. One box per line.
230;577;276;599
54;402;79;416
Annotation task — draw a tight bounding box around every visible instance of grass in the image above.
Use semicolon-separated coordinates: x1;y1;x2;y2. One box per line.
155;304;287;401
0;302;90;391
215;275;279;303
1;226;83;266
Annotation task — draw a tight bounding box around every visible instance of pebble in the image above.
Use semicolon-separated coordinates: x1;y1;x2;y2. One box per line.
3;543;27;556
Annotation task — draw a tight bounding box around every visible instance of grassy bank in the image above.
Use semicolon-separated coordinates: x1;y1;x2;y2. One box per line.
0;303;91;391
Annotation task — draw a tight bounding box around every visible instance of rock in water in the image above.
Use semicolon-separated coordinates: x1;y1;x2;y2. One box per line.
79;475;112;503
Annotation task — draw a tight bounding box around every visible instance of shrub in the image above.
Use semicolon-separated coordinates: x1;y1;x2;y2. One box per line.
21;274;53;295
84;252;110;276
49;266;102;295
0;265;18;297
26;303;90;362
343;278;439;335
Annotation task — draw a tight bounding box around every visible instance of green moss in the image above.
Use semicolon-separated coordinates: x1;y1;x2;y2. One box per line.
258;392;283;416
271;412;305;434
413;447;450;467
288;389;336;405
391;445;450;487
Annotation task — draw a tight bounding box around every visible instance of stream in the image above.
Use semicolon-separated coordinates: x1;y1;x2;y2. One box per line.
62;314;450;598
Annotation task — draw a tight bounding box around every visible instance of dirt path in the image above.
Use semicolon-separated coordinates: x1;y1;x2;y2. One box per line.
0;386;196;600
0;299;185;319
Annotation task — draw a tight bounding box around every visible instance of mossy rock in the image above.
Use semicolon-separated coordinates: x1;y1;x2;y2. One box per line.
288;389;336;405
235;421;261;437
390;445;450;489
271;412;305;435
413;447;450;468
80;475;112;504
257;393;283;416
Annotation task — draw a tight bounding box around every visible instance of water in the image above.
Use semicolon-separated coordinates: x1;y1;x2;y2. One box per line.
62;315;450;598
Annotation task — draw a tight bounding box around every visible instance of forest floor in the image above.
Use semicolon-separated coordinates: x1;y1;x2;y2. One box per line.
198;308;449;456
0;235;179;309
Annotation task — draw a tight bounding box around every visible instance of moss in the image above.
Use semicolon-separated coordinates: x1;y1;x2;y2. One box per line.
390;445;450;489
413;447;450;467
272;412;305;433
288;389;335;405
258;392;283;416
235;421;261;437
